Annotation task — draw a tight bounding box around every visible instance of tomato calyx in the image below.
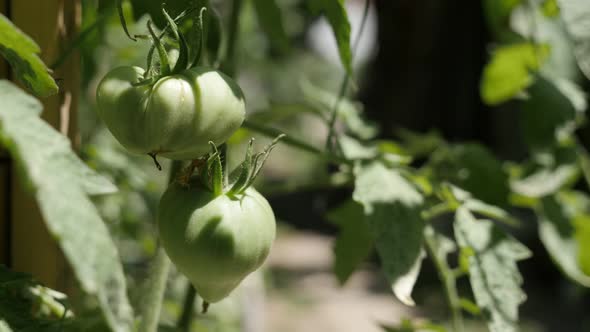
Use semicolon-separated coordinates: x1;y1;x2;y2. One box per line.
177;135;284;197
133;6;208;90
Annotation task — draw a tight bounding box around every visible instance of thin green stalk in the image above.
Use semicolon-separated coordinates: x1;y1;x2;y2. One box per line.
325;0;371;151
138;248;170;332
221;0;243;75
138;160;183;332
177;285;197;332
243;120;352;165
424;230;464;332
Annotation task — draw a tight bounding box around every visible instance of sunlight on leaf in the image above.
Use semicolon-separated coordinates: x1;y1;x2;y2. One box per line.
538;194;590;286
307;0;353;75
480;43;549;105
353;162;425;306
454;207;531;332
0;14;58;97
0;81;133;332
557;0;590;80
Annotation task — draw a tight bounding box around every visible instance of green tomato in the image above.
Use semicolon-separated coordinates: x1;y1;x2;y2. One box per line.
96;66;245;160
158;183;276;303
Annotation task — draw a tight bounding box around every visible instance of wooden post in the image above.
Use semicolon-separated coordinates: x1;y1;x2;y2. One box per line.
0;0;80;291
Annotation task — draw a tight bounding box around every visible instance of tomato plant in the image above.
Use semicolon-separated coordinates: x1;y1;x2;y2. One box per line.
1;0;590;332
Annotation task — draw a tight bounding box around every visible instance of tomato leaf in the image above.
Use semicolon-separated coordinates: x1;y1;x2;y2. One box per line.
353;162;425;306
482;0;522;41
307;0;353;75
252;0;290;53
0;14;58;97
454;207;531;332
480;43;549;105
537;194;590;286
521;75;576;148
432;144;510;207
0;321;12;332
326;200;374;284
557;0;590;80
0;81;133;332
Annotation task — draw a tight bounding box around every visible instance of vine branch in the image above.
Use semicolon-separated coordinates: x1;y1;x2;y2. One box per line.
138;160;183;332
325;0;371;152
177;284;197;331
424;229;464;332
243;120;351;165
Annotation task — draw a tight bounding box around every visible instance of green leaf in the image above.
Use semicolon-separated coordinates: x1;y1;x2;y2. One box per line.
424;226;456;262
326;200;374;284
480;43;549;105
482;0;522;40
353;162;423;212
454;207;531;332
353;162;425;306
0;266;75;331
556;0;590;80
433;144;510;206
542;0;560;17
339;135;378;160
381;319;447;332
0;81;133;332
511;164;579;198
537;194;590;286
521;75;577;148
307;0;352;75
573;214;590;275
0;321;12;332
252;0;290;53
0;14;58;97
131;0;194;28
459;297;482;316
300;79;377;139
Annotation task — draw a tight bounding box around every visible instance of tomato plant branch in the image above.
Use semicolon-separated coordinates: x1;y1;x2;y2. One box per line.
177;284;197;331
424;229;464;332
243;120;352;165
325;0;371;152
138;247;171;332
139;160;183;332
221;0;244;75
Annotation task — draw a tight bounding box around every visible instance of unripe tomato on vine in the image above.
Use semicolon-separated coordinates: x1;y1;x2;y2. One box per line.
96;9;244;167
158;138;282;309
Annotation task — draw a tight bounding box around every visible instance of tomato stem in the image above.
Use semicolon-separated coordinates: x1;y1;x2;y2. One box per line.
424;227;465;332
243;120;352;165
116;0;136;41
148;152;162;171
201;301;210;314
148;20;171;75
325;0;371;153
177;284;198;331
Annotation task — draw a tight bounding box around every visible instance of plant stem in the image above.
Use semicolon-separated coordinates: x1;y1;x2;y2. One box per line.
325;0;371;151
138;248;171;332
177;284;197;332
221;0;243;75
138;160;183;332
242;120;351;165
424;230;464;332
